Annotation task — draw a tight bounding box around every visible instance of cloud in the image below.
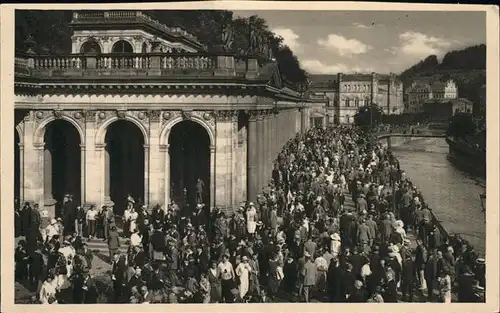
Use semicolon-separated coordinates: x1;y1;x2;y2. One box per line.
317;34;372;56
302;60;374;74
273;28;300;51
352;22;371;29
396;31;452;57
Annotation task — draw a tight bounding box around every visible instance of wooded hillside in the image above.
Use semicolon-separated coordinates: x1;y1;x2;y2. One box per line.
399;44;486;109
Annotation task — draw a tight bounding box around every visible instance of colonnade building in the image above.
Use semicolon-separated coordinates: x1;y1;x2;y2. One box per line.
14;11;311;217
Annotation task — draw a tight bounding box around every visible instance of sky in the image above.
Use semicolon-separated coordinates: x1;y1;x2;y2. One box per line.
234;11;486;75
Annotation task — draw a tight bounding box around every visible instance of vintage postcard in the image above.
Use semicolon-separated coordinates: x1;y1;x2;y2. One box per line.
1;2;498;313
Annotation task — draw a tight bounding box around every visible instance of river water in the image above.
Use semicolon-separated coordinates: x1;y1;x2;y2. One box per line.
391;137;486;256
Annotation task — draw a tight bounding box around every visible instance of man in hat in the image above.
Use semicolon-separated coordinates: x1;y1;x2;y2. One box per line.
101;204;115;241
196;178;205;205
61;194;76;236
356;193;368;214
107;225;120;261
302;251;317;302
166;238;180;287
401;250;417;302
193;203;207;229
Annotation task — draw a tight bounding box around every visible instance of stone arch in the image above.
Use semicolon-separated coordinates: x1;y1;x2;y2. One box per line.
34;115;85;146
160;116;215;147
95;115;149;146
15;124;24;145
80;38;103;54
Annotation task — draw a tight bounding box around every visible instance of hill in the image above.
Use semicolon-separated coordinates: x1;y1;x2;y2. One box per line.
399;44;486;110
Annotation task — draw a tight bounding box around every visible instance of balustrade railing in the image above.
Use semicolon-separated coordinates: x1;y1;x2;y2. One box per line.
29;53;219;71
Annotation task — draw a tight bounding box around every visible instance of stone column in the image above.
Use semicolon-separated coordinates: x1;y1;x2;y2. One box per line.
274;113;279;154
144;145;150;207
43;144;56;218
80;144;86;205
22;113;42;203
148;112;162;207
162;144;170;210
84;111;99;208
247;113;258;202
214;111;236;212
104;144;111;202
210;145;216;209
262;113;269;189
267;112;273;184
256;113;264;195
18;144;25;203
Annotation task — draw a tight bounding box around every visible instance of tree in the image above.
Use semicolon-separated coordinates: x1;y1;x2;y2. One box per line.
354;104;383;128
447;112;477;139
15;10;73;54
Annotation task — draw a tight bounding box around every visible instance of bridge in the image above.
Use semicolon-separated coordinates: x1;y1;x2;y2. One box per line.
377;132;446;149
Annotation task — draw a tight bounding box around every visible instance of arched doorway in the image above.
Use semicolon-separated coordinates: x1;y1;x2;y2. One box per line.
168;121;210;211
105;120;145;215
14;130;20;202
43;120;81;218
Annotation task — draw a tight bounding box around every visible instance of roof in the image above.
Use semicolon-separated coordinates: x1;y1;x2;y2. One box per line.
341;74;372;81
308;74;338;89
424;98;472;105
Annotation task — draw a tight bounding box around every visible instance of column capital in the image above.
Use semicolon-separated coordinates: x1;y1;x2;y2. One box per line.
209;145;216;153
143;144;150;149
95;143;106;151
79;144;86;149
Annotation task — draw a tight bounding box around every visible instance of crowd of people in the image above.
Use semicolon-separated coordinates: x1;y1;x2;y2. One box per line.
14;125;485;304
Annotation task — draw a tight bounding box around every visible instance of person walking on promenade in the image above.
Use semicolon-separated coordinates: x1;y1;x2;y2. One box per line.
302;251;317;303
425;248;439;302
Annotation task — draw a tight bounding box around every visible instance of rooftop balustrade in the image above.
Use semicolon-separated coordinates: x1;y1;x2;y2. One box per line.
14;52;267;80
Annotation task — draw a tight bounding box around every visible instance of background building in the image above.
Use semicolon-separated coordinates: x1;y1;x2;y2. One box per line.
423;98;473;121
406;79;459;113
308;72;404;124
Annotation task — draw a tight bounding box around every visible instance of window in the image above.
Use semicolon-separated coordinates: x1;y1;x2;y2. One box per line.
112;40;134;53
346;99;350;107
80;40;101;54
355;99;359;108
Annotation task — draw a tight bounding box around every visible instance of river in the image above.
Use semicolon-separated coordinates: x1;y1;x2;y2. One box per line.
391;137;486;256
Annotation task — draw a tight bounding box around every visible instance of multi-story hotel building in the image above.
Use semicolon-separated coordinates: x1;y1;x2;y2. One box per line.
308;72;404;124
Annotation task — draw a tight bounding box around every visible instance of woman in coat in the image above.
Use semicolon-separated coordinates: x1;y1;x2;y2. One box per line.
207;261;222;303
236;255;252;299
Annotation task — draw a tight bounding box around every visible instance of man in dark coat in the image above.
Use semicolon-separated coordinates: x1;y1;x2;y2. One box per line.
425;248;439;302
62;194;76;235
28;246;45;291
327;258;346;302
196;178;205;205
383;271;398;302
401;250;417;302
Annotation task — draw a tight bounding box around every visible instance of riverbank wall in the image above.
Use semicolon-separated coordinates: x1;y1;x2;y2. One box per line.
377;134;452;248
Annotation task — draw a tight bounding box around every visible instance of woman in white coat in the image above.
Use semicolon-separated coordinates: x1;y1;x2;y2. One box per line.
39;274;58;304
235;255;252;299
246;205;257;236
